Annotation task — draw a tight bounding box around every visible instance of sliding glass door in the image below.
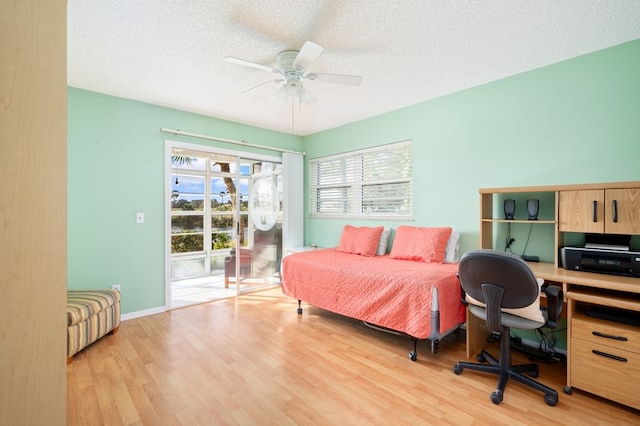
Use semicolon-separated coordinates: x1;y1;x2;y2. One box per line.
168;143;282;308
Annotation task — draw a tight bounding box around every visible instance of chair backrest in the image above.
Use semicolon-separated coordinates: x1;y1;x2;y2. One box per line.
458;249;539;310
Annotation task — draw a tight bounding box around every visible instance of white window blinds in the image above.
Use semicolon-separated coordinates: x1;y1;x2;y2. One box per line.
309;140;412;219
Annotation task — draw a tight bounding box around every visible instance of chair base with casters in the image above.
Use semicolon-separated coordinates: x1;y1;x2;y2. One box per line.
452;319;559;406
452;249;563;407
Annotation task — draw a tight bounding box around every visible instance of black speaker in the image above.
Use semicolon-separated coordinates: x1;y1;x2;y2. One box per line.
527;199;539;220
504;199;515;220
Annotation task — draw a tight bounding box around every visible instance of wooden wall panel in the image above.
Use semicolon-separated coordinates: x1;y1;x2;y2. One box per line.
0;1;67;424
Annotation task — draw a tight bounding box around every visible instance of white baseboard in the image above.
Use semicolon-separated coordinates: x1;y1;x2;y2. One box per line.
121;306;166;321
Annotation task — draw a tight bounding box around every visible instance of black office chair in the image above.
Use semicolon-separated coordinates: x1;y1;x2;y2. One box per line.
452;249;563;406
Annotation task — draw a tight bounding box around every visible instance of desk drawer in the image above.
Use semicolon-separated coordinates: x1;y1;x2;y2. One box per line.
572;315;640;353
570;338;640;410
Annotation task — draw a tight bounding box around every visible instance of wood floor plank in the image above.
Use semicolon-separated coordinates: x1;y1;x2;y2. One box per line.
68;288;640;425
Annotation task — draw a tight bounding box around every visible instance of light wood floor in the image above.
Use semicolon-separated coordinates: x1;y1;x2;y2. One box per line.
67;288;639;425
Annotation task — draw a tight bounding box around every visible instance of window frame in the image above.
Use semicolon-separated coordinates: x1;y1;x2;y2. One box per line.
309;140;413;220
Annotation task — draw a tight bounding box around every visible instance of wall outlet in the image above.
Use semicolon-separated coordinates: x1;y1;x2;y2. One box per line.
112;284;121;292
136;212;144;223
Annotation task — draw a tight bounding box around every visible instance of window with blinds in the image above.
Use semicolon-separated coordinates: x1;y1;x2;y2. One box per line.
309;140;412;219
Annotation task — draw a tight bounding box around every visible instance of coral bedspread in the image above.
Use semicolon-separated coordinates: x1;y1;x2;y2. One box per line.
281;249;466;339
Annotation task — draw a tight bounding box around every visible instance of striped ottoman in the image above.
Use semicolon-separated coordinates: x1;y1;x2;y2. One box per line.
67;290;121;363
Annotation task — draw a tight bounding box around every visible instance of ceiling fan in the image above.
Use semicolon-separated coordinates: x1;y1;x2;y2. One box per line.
224;41;362;105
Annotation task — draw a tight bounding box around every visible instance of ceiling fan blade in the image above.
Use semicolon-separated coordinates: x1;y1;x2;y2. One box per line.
241;78;283;94
292;41;324;70
306;73;362;86
224;56;278;73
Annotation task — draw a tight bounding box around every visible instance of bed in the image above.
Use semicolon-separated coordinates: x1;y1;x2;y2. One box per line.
281;225;466;360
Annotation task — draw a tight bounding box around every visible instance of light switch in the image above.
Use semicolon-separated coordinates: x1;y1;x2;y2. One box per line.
136;212;144;223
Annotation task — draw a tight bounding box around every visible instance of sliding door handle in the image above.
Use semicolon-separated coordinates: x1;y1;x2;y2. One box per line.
612;199;618;223
592;200;598;222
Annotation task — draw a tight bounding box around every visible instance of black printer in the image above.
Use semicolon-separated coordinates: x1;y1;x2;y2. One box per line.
560;234;640;278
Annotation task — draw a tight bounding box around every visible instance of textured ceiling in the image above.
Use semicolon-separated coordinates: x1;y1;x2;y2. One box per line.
67;1;640;136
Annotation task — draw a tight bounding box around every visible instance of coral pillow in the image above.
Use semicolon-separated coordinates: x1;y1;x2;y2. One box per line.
389;226;452;263
336;225;384;257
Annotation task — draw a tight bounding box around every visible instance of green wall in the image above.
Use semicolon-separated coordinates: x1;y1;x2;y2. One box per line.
302;39;640;255
68;39;640;315
67;88;301;314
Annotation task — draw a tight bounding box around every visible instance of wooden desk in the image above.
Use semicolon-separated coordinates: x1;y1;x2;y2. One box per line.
475;182;640;408
465;262;640;409
529;262;640;294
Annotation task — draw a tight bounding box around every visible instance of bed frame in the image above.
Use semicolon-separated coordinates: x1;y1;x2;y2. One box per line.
282;248;466;361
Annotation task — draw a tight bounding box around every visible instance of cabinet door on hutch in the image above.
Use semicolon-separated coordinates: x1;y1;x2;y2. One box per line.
559;190;604;233
604;188;640;235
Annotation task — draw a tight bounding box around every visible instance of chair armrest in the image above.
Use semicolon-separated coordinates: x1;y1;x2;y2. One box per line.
541;283;563;329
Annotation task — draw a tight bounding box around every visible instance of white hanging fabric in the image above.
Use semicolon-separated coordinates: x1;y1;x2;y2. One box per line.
282;152;304;253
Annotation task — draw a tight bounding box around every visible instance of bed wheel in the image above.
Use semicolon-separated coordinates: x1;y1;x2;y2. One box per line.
297;307;302;314
409;351;417;361
297;300;302;315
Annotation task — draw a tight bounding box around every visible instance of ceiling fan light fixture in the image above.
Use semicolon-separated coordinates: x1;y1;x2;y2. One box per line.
276;81;296;101
275;86;287;102
276;80;315;104
299;85;317;105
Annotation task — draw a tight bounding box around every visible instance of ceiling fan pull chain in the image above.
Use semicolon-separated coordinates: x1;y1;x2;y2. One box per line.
291;100;295;134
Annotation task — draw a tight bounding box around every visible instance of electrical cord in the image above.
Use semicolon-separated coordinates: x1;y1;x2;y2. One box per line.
505;223;515;253
507;327;567;364
535;327;568;363
521;223;534;257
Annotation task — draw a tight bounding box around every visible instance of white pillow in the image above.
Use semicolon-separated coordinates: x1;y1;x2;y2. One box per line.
444;231;461;263
465;277;545;323
376;227;392;256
